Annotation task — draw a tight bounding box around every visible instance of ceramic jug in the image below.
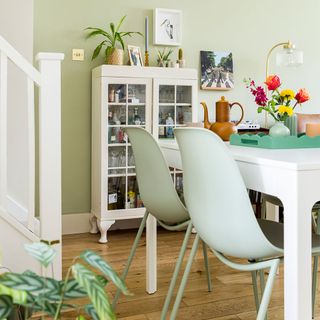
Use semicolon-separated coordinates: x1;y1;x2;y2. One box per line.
201;96;244;141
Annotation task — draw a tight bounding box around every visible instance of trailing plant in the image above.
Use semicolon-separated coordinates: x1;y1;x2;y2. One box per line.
85;15;143;60
0;242;129;319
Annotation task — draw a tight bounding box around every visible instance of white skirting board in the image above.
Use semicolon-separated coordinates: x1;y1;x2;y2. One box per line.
62;213;142;235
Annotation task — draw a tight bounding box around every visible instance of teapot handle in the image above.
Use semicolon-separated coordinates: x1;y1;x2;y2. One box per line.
230;102;244;126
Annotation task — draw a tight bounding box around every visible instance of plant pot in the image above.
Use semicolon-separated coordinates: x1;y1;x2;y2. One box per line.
106;48;124;65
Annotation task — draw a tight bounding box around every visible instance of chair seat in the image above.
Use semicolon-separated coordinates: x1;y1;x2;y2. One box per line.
258;219;320;253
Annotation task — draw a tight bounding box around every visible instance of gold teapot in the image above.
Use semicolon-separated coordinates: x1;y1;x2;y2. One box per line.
201;96;244;141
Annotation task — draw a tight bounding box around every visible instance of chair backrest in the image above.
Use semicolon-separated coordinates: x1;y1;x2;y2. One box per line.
175;128;282;259
126;127;189;225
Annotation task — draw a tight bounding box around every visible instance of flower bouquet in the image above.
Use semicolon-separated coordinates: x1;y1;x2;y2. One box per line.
245;75;310;136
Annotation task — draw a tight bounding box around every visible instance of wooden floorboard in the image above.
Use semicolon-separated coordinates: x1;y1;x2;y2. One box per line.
62;228;320;319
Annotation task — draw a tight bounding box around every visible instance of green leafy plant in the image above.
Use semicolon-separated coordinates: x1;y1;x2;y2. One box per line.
85;15;143;60
0;242;129;319
156;47;173;63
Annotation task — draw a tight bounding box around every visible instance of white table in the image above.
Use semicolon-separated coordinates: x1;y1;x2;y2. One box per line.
146;140;320;319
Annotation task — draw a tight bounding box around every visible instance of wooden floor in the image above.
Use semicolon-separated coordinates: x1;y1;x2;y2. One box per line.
63;228;320;320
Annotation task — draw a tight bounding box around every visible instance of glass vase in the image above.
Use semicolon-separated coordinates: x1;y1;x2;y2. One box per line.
284;114;298;136
269;121;290;137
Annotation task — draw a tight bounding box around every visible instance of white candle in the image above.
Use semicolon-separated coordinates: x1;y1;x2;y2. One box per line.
145;16;149;52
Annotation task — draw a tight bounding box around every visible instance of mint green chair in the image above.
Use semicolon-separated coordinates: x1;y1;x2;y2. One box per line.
173;128;320;320
112;127;212;319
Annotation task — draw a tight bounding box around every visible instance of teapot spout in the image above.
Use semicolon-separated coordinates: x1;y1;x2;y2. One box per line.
201;101;212;130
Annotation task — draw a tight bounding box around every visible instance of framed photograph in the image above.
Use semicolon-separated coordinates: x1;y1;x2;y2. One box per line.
200;51;234;90
153;8;182;46
128;45;144;66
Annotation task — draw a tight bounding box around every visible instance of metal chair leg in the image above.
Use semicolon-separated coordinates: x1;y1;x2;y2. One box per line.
160;222;193;320
251;270;260;313
112;211;149;308
312;209;320;318
201;240;212;292
259;269;267;320
256;260;279;320
170;234;200;320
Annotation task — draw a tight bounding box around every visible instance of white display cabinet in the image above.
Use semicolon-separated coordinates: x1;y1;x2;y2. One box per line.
91;65;197;243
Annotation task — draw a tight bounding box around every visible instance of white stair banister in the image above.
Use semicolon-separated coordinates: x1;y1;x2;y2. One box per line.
36;52;64;279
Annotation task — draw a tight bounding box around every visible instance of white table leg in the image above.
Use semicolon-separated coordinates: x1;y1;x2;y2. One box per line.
282;190;313;320
146;214;157;294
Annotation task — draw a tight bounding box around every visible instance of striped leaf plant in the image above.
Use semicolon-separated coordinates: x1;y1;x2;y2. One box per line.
0;243;129;319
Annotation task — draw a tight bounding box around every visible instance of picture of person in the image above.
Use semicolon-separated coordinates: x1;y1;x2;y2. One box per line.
200;51;234;90
128;45;143;66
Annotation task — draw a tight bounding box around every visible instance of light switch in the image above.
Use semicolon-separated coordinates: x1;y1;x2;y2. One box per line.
72;49;85;61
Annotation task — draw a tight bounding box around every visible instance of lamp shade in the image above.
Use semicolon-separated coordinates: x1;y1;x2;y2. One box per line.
276;47;303;67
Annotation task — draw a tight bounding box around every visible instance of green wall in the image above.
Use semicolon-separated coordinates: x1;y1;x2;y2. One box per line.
34;0;320;214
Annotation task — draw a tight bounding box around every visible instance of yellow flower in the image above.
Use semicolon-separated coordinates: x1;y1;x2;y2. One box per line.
280;89;295;100
278;105;294;116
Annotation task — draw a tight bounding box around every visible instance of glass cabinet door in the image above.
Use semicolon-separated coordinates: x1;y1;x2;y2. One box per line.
106;82;150;212
156;82;195;140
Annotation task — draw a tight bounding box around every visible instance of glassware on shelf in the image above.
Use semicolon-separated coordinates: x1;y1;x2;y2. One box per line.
107;180;117;210
128;147;135;167
118;149;126;171
159;126;165;138
109;127;117;143
115;177;125;209
109;89;115;102
136;193;144;208
133;108;141;125
166;113;174;138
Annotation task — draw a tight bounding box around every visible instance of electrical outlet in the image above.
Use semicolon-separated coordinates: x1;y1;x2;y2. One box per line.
72;49;85;61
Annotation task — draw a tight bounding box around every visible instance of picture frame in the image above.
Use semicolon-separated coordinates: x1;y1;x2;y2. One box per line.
128;45;144;66
200;50;234;90
153;8;182;46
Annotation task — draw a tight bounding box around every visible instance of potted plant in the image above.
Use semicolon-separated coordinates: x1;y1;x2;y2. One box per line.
156;48;173;67
85;15;142;65
0;242;129;319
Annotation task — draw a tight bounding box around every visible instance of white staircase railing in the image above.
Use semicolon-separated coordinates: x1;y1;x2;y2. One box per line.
0;36;64;278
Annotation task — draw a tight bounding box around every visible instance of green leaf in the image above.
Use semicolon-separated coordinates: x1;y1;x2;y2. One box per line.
115;15;126;32
72;263;115;320
80;250;129;295
0;283;27;304
84;304;99;320
0;272;45;293
257;107;263;113
0;295;13;319
92;41;106;60
110;23;115;36
62;278;87;299
96;275;108;287
24;242;56;267
115;32;125;50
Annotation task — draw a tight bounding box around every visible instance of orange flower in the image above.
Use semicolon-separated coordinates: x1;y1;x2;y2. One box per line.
295;88;310;104
265;75;281;91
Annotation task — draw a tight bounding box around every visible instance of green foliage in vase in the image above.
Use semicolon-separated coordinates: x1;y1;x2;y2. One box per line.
0;242;129;319
85;15;143;60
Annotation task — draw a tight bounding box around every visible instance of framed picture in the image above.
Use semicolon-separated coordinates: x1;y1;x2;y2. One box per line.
153;8;182;46
128;45;144;66
200;51;234;90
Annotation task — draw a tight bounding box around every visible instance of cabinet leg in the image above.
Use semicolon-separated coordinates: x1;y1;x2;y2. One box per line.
89;214;99;234
97;220;115;243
